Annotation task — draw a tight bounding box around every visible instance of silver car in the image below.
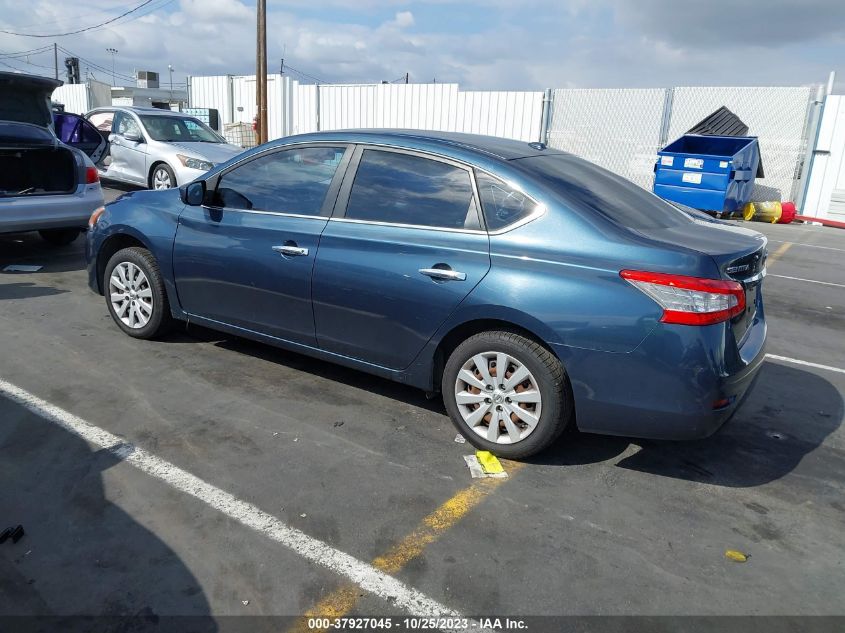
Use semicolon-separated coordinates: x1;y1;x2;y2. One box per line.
84;106;245;190
0;71;105;245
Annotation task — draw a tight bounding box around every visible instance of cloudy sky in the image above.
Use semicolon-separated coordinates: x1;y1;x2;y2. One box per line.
0;0;842;91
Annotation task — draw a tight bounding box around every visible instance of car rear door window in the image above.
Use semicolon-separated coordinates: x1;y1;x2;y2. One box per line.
475;170;539;231
344;150;480;230
213;146;347;216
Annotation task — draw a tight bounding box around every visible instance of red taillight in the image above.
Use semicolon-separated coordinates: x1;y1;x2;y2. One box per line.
86;166;99;184
620;270;745;326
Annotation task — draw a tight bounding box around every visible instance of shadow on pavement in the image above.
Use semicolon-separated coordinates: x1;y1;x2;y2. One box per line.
0;232;87;275
170;324;448;415
539;362;844;488
0;396;216;629
0;282;68;301
165;326;842;489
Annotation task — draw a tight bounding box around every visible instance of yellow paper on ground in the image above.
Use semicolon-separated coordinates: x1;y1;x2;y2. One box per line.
476;450;504;474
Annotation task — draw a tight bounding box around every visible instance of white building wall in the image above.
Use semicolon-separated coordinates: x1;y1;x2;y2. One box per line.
188;75;233;126
51;80;111;114
803;95;845;221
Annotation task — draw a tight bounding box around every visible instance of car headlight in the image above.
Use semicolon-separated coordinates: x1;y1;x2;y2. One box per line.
176;154;214;171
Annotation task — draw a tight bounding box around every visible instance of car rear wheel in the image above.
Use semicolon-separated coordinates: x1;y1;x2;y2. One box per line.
104;247;172;339
150;164;176;190
442;331;571;459
38;228;80;246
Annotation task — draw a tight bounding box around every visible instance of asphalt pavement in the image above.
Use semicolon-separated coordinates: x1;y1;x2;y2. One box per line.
1;189;843;630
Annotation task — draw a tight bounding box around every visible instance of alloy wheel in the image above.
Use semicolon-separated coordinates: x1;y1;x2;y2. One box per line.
454;351;542;444
153;168;172;189
109;262;154;329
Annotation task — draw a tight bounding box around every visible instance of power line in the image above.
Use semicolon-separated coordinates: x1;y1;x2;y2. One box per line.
0;45;54;58
0;0;156;37
284;64;325;84
58;46;135;83
10;2;149;31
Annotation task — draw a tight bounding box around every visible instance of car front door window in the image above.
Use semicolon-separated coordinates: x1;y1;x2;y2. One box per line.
213;146;347;216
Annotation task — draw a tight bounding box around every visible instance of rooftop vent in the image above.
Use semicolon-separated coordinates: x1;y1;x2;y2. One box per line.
136;70;159;89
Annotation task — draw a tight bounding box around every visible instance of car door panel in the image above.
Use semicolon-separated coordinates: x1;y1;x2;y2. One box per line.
174;209;327;344
109;113;147;185
312;147;491;370
52;112;107;163
172;144;351;346
313;222;490;369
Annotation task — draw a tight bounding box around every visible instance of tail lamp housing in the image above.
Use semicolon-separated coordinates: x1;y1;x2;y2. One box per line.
621;270;745;326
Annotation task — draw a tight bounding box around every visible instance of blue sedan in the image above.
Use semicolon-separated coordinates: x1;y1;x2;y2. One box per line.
85;130;767;458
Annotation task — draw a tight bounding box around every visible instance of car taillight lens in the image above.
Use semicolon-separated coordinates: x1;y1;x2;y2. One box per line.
86;166;99;184
620;270;745;326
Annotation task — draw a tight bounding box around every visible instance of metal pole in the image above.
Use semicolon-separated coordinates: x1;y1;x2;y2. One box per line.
106;48;118;87
827;71;837;96
256;0;268;144
54;43;58;80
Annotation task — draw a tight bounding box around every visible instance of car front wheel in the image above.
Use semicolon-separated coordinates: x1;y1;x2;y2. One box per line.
104;247;172;339
442;331;572;459
150;164;176;190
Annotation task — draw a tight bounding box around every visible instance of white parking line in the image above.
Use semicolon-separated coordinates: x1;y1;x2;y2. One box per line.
768;274;845;289
767;240;845;254
0;378;463;621
766;354;845;375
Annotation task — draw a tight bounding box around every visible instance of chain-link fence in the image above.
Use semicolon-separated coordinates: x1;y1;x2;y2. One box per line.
546;85;817;202
666;86;815;202
546;88;667;190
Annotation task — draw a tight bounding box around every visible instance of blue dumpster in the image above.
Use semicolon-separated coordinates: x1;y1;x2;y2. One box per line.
653;134;760;213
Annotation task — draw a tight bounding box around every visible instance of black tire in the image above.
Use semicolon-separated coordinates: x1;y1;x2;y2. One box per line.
149;163;176;190
103;247;172;339
442;331;572;459
38;228;80;246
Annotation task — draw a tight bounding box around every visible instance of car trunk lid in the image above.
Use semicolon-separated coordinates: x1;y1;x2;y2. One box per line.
0;72;62;129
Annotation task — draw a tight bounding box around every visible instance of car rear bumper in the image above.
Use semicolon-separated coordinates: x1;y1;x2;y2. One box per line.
554;310;767;440
0;183;103;234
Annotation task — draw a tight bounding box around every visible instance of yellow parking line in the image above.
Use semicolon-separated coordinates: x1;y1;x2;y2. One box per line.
768;241;792;265
289;460;525;632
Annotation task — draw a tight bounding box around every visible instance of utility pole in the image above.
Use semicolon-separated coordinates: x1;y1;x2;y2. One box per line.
106;48;118;86
168;64;174;104
256;0;268;145
53;43;58;80
405;72;409;84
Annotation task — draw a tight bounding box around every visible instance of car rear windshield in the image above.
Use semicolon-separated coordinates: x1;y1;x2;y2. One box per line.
517;154;691;229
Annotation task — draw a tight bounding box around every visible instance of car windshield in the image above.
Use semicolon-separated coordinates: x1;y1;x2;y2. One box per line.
139;115;223;143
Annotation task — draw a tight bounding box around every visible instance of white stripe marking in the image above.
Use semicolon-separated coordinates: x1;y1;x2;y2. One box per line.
0;378;462;620
768;274;845;289
768;240;845;253
766;355;845;375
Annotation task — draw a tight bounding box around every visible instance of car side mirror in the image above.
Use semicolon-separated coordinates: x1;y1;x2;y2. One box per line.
180;181;206;206
123;131;143;143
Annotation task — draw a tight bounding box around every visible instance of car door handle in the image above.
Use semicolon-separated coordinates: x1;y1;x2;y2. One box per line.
272;245;309;257
419;268;467;281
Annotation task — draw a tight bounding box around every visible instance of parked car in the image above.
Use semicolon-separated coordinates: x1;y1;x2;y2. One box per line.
0;72;104;245
83;107;245;190
85;130;768;458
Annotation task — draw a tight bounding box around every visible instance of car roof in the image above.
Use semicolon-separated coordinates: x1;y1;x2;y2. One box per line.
282;129;567;161
88;106;187;117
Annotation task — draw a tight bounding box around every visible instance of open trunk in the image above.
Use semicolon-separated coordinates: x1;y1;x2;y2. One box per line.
0;146;77;197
